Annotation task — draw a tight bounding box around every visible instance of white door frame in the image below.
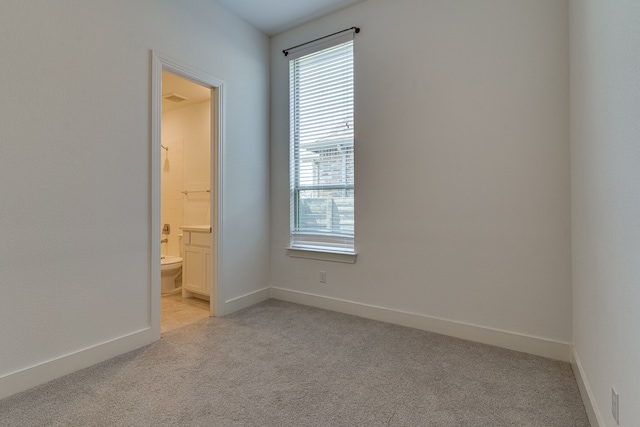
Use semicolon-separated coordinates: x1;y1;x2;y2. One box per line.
150;51;225;337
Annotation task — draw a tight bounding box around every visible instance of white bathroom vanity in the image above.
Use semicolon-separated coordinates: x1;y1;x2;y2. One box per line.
180;225;212;301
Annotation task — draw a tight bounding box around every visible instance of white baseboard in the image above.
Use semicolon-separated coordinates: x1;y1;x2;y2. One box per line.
0;288;576;404
571;346;603;427
224;287;271;314
0;328;155;401
270;287;572;362
0;287;271;401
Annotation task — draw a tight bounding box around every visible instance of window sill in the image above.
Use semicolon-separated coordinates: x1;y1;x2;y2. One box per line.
286;247;357;264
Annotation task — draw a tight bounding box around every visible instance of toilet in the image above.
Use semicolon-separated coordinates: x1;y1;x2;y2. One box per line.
160;256;183;294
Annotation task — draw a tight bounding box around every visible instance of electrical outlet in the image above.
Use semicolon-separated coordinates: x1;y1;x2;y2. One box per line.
612;387;619;425
319;271;326;283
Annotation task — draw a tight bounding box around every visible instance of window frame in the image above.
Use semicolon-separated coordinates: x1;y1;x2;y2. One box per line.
287;37;356;260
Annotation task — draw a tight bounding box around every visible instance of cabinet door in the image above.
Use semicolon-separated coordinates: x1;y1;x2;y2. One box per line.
183;247;204;293
204;248;212;294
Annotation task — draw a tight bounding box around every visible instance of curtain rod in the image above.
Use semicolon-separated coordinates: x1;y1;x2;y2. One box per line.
283;26;360;57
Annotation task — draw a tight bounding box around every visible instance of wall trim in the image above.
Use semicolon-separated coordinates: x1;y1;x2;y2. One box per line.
270;287;572;362
0;328;155;401
0;289;579;403
224;287;271;315
571;345;603;427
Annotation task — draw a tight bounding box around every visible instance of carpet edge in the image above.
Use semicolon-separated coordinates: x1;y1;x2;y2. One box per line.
270;287;572;361
0;327;155;401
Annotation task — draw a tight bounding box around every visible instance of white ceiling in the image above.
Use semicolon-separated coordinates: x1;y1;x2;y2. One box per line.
216;0;365;36
162;71;211;112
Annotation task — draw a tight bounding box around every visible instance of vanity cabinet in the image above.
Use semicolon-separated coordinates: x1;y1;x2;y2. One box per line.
181;227;212;300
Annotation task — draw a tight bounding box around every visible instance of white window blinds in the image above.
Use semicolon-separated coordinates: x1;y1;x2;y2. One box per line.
289;40;355;253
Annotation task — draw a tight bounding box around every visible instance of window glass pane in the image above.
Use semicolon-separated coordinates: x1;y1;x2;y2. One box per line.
295;189;354;236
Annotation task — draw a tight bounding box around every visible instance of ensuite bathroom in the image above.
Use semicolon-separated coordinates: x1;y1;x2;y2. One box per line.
160;71;213;332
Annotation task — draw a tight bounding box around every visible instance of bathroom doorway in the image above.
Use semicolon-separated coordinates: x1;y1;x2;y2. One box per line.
151;52;225;337
160;71;211;333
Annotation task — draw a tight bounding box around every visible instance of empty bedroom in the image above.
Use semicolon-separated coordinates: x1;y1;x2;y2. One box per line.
0;0;638;426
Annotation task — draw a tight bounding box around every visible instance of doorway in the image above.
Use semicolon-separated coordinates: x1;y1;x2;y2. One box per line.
151;52;225;338
160;71;210;332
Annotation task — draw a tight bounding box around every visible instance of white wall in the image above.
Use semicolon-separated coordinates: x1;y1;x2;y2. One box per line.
162;100;211;257
180;101;211;227
570;0;640;425
0;0;269;392
271;0;572;348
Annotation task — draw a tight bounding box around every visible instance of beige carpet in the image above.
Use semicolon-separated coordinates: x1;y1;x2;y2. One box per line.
161;290;210;333
0;300;589;426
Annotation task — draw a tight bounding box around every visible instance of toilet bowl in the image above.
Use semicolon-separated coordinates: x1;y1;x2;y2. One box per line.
160;255;182;294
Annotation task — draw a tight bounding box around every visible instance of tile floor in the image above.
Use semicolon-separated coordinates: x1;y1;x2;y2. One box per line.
161;290;210;333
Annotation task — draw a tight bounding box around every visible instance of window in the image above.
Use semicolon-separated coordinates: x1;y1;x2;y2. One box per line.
289;38;355;254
